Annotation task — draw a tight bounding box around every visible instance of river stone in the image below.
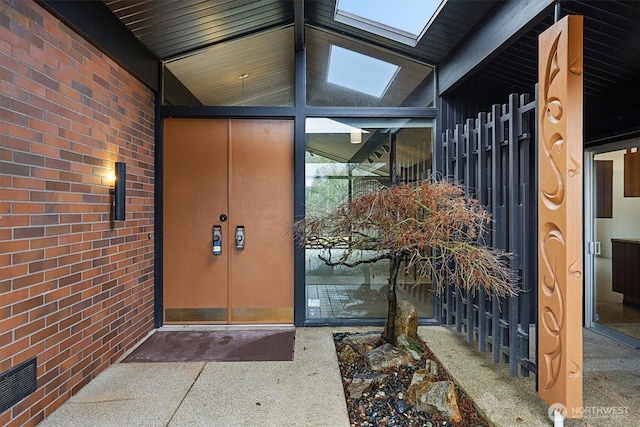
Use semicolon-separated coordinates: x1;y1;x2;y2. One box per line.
342;331;381;356
397;333;425;360
365;343;414;371
395;300;418;342
407;380;462;423
395;399;411;414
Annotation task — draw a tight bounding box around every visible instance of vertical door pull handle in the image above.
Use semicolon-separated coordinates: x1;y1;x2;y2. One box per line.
235;226;245;251
213;225;222;255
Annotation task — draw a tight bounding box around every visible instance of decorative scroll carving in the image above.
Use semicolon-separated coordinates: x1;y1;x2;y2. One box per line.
539;222;564;390
538;15;584;417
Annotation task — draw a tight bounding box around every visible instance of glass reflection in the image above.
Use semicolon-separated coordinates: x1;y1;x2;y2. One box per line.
307;27;435;107
305;118;434;321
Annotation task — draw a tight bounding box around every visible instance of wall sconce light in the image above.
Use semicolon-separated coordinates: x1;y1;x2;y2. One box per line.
109;162;126;221
350;129;362;144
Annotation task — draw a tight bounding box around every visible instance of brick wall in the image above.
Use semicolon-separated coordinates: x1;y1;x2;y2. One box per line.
0;1;156;426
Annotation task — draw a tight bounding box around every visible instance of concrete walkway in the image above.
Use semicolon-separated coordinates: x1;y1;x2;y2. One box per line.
38;326;639;427
38;328;350;427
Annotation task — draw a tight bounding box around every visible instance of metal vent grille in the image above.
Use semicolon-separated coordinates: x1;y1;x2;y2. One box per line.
0;357;37;413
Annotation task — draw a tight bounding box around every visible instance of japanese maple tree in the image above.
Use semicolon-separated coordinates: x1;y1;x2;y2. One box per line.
294;179;518;344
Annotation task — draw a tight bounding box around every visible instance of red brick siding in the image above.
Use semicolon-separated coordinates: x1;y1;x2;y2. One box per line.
0;1;155;426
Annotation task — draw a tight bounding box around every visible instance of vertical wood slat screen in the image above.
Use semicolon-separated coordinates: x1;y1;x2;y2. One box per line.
440;91;538;377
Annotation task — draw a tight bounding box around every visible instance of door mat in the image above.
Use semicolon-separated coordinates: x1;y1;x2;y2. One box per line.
122;329;295;363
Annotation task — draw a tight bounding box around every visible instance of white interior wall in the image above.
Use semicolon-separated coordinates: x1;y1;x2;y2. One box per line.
595;148;640;258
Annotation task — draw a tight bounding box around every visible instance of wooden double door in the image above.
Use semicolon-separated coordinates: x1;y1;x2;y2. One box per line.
163;119;294;324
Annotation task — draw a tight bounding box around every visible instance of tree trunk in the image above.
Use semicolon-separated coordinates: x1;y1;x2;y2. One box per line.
382;254;402;344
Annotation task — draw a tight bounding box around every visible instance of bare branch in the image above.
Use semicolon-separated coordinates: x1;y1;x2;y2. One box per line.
293;179;519;298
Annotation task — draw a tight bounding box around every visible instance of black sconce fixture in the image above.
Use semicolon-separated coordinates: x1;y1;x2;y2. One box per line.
110;162;126;221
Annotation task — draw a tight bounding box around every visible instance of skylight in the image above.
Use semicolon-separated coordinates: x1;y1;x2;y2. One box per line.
334;0;445;47
327;46;399;98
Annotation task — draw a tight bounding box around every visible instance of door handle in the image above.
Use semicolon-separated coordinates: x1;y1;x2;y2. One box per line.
235;226;245;251
213;225;222;255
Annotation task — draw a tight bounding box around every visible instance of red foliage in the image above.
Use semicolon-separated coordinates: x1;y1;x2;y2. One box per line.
295;179;518;298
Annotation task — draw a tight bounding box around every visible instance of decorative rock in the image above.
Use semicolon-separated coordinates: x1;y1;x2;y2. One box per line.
343;332;381;356
425;359;439;378
346;377;375;399
339;344;359;364
346;372;388;399
365;343;415;371
397;333;426;360
358;371;389;382
407;380;462;423
395;300;418;341
410;362;439;386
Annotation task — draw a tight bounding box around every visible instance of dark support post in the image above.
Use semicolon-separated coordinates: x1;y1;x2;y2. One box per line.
476;112;488;353
153;61;164;328
554;1;563;23
465;118;476;343
293;0;306;327
507;93;520;377
490;103;502;364
454;124;464;334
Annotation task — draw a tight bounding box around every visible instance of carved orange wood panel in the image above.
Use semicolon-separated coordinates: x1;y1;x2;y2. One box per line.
538;15;584;417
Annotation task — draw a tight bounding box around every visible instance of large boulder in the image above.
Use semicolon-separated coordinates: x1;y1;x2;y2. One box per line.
394;300;418;341
406;379;462;423
365;343;414;371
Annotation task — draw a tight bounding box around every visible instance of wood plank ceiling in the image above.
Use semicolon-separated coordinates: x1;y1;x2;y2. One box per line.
102;0;639;134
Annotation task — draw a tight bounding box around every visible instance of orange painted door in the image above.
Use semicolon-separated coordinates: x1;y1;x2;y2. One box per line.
163;119;293;324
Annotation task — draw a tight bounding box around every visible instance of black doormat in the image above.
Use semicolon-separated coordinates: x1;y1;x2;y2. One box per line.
122;329;295;363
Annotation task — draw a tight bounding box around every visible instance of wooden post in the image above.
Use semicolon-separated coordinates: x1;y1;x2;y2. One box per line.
538;15;584;418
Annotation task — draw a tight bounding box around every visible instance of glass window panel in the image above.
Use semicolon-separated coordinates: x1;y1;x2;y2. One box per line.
163;26;294;106
335;0;444;46
305;118;435;321
327;46;399;97
307;27;435;107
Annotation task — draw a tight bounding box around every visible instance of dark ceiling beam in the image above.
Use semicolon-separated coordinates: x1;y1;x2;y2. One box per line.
294;0;304;52
349;131;389;164
37;1;159;91
163;68;202;106
438;0;555;96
